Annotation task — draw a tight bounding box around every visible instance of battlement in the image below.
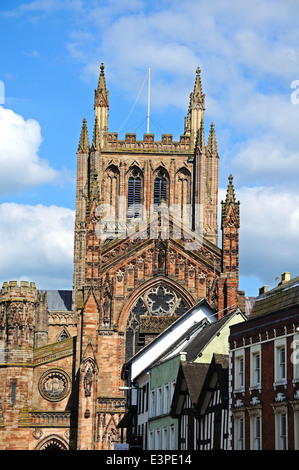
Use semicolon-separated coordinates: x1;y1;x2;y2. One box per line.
104;132;191;153
1;280;37;302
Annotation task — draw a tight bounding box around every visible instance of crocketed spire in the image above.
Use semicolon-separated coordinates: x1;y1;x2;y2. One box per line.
78;118;89;152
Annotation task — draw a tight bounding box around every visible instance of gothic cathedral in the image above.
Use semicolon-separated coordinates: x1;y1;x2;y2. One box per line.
0;64;241;450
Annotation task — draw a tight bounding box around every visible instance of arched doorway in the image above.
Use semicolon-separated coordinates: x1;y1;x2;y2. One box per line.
35;435;69;450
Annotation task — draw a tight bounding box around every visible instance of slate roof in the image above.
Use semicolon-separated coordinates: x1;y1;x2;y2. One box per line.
46;290;72;311
196;353;229;414
170;361;210;417
184;310;242;361
251;276;299;318
180;362;210;406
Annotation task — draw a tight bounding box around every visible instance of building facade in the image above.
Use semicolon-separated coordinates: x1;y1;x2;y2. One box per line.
229;273;299;450
0;64;241;450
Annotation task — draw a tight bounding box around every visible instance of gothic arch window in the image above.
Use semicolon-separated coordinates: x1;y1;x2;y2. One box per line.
154;168;168;212
125;284;188;362
105;165;120;217
176;167;191;221
56;327;70;342
177;168;191;204
127;168;142;219
125;299;144;362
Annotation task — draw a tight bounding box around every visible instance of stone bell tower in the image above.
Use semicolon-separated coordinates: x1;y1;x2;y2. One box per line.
72;64;241;449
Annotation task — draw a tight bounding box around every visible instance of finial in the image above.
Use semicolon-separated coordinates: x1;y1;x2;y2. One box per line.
95;62;109;107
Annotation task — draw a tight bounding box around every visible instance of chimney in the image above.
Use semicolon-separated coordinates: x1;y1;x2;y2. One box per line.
259;286;268;296
280;272;291;285
180;352;187;362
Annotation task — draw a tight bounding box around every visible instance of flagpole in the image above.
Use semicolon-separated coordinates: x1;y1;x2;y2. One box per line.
147;66;150;134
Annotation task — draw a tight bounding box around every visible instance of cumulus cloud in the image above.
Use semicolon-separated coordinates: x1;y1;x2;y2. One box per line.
0;106;58;195
0;203;75;289
219;185;299;295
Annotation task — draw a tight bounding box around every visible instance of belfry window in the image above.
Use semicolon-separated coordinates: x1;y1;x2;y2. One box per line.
154;170;167;211
127;170;141;218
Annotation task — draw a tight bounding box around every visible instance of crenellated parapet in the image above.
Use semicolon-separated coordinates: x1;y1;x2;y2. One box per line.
0;281;48;352
1;280;37;302
105;132;191;154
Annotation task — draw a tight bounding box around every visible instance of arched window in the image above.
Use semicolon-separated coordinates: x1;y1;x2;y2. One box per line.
105;165;120;217
176;167;191;216
154;169;168;212
127;169;141;218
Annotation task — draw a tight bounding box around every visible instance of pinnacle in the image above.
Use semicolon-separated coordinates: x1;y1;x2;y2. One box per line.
207;121;218;155
224;174;239;206
92;117;100;150
194;66;203;97
78;118;89;153
95;62;109;106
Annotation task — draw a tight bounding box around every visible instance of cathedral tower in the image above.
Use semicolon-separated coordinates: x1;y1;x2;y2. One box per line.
72;64;241;449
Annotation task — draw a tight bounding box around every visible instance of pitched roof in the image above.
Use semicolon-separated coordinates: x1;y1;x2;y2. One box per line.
184;309;242;361
46;290;72;311
251;275;299;318
170;361;210;417
196;354;229;415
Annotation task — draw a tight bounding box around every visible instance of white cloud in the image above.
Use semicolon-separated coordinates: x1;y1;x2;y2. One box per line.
0;106;58;195
0;203;75;290
219;185;299;294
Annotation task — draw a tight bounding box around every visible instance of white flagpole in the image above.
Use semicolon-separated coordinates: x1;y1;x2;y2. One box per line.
147;66;150;134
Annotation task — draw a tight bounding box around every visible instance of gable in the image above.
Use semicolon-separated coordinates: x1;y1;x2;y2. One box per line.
123;299;215;382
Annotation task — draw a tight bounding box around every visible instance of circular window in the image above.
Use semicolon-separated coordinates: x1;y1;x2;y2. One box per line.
38;369;71;402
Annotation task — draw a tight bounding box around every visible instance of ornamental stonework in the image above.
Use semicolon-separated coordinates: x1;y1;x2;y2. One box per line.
38;369;71;402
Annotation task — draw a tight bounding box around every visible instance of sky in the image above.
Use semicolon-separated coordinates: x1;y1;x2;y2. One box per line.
0;0;299;296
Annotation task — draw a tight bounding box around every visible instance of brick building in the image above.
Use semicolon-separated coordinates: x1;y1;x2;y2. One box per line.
0;64;242;450
229;273;299;450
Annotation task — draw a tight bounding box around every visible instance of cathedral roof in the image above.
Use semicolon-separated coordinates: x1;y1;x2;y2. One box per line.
46;290;72;311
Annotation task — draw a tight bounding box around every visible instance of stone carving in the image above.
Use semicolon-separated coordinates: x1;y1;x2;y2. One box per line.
39;369;70;402
84;367;93;398
141;285;182;316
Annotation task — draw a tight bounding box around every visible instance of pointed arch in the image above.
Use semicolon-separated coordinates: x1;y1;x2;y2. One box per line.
35;435;69;450
117;275;195;332
101;413;119;450
56;326;70;342
127;166;143;219
176;167;192;211
104;164;120;217
153;167;169;211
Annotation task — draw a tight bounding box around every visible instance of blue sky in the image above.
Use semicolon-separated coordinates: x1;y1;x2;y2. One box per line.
1;0;299;296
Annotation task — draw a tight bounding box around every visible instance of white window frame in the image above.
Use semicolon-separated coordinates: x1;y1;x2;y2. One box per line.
234;415;245;450
169;424;175;450
234;349;245;392
293;403;299;450
291;334;299;383
164;383;170;414
276;413;288;450
149;389;155;418
274;338;287;386
148;430;154;450
155;427;161;450
249;413;262;450
162;426;168;450
156;387;162;416
250;345;261;390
